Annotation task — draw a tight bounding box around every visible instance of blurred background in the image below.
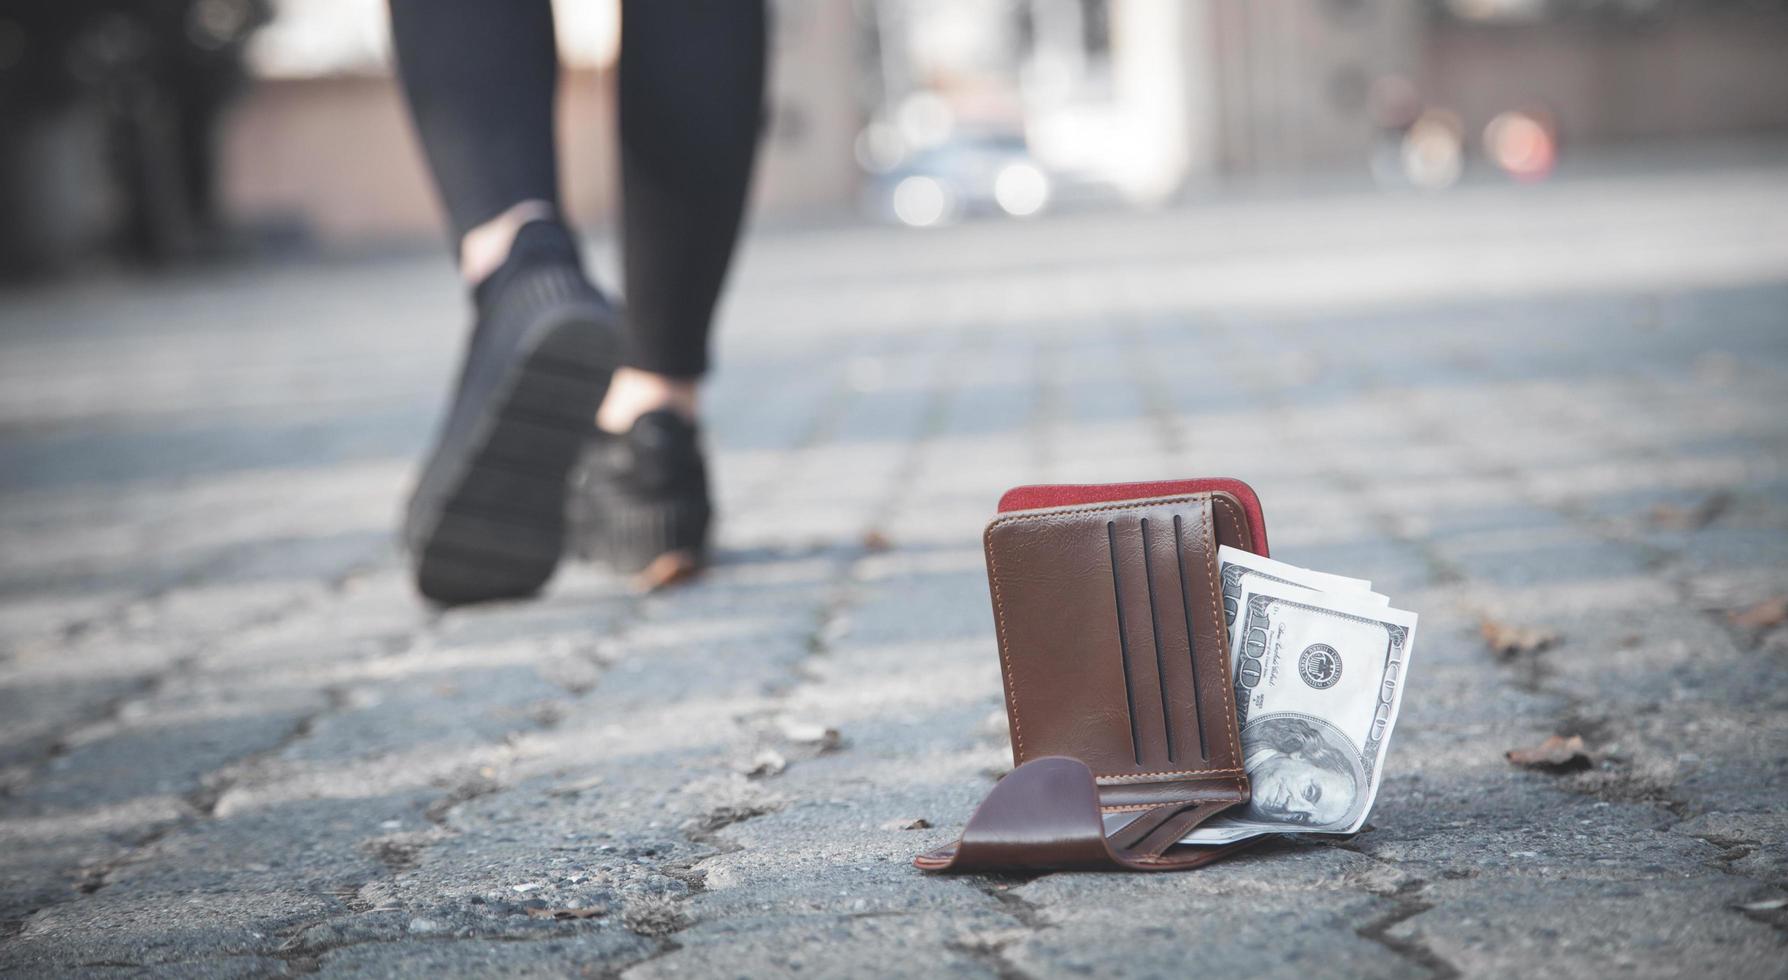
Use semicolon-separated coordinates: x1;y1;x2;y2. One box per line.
5;0;1788;272
4;4;1788;971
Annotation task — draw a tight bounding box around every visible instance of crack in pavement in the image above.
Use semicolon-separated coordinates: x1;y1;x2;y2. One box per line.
48;680;360;908
940;877;1046;980
1;549;407;961
190;684;355;819
242;515;803;976
610;333;973;975
1354;880;1458;980
1378;352;1788;946
308;356;908;979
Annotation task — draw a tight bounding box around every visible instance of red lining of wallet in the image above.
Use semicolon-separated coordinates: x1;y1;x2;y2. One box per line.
997;478;1269;556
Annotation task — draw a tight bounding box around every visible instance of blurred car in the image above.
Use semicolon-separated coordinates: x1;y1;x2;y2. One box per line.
863;133;1117;228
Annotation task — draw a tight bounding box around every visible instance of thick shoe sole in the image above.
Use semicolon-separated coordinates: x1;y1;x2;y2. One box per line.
405;309;618;605
570;494;711;576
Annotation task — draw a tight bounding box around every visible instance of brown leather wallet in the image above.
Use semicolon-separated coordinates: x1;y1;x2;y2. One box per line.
916;479;1268;872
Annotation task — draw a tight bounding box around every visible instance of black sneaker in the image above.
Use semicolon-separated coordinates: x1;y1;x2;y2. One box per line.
403;222;621;605
567;409;712;588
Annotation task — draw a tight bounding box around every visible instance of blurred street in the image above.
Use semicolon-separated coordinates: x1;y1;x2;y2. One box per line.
3;153;1788;977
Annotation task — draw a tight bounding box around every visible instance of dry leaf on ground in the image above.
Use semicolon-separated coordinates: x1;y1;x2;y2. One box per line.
880;817;932;830
1480;619;1559;658
1506;734;1593;772
1729;596;1788;631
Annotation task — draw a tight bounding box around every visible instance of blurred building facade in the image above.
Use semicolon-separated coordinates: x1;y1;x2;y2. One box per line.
3;0;1788;266
220;0;861;244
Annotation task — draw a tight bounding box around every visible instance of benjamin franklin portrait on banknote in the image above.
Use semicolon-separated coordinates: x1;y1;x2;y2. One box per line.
1240;714;1367;828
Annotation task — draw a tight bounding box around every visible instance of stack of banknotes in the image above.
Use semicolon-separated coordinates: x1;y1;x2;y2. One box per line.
1183;546;1420;844
1153;546;1421;845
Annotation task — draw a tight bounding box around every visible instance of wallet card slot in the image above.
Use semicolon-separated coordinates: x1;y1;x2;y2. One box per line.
1095;776;1246;809
1111;516;1179;768
1171;514;1211;761
1106;520;1144;765
986;491;1246;779
1138;518;1179;763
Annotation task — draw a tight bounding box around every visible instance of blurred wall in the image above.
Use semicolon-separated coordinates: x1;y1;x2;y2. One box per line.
752;1;863;216
219;1;862;247
1422;11;1788;145
208;0;1788;246
1203;0;1421;176
220;69;618;245
1176;0;1788;178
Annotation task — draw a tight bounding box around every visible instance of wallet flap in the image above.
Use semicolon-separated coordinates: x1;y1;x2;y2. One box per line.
914;756;1256;873
984;493;1247;804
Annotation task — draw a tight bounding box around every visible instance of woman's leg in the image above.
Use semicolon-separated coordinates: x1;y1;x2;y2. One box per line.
571;1;767;585
388;0;561;272
389;0;620;605
595;0;768;432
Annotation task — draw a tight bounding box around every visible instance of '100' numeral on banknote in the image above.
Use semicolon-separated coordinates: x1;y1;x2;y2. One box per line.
1180;547;1418;845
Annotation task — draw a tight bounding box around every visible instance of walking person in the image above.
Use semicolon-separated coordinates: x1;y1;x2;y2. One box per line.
388;0;767;605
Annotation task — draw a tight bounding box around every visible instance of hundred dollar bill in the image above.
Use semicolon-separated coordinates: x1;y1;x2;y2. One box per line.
1217;545;1387;647
1181;580;1418;845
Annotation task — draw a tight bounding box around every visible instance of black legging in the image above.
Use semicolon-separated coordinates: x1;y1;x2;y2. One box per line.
388;0;766;379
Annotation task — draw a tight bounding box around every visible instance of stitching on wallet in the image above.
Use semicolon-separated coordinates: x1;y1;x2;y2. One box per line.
985;495;1210;767
1095;766;1243;782
1171;513;1208;761
1202;502;1243;769
1101;801;1195;813
984;521;1024;761
986;496;1204;527
1097;798;1239;812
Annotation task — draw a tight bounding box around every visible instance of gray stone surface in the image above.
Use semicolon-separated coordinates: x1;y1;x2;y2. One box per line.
4;158;1788;977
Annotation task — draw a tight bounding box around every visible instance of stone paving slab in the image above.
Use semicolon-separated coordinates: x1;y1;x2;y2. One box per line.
2;160;1788;977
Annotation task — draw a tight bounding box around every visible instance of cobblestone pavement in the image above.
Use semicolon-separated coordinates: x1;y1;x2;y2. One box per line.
3;157;1788;978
